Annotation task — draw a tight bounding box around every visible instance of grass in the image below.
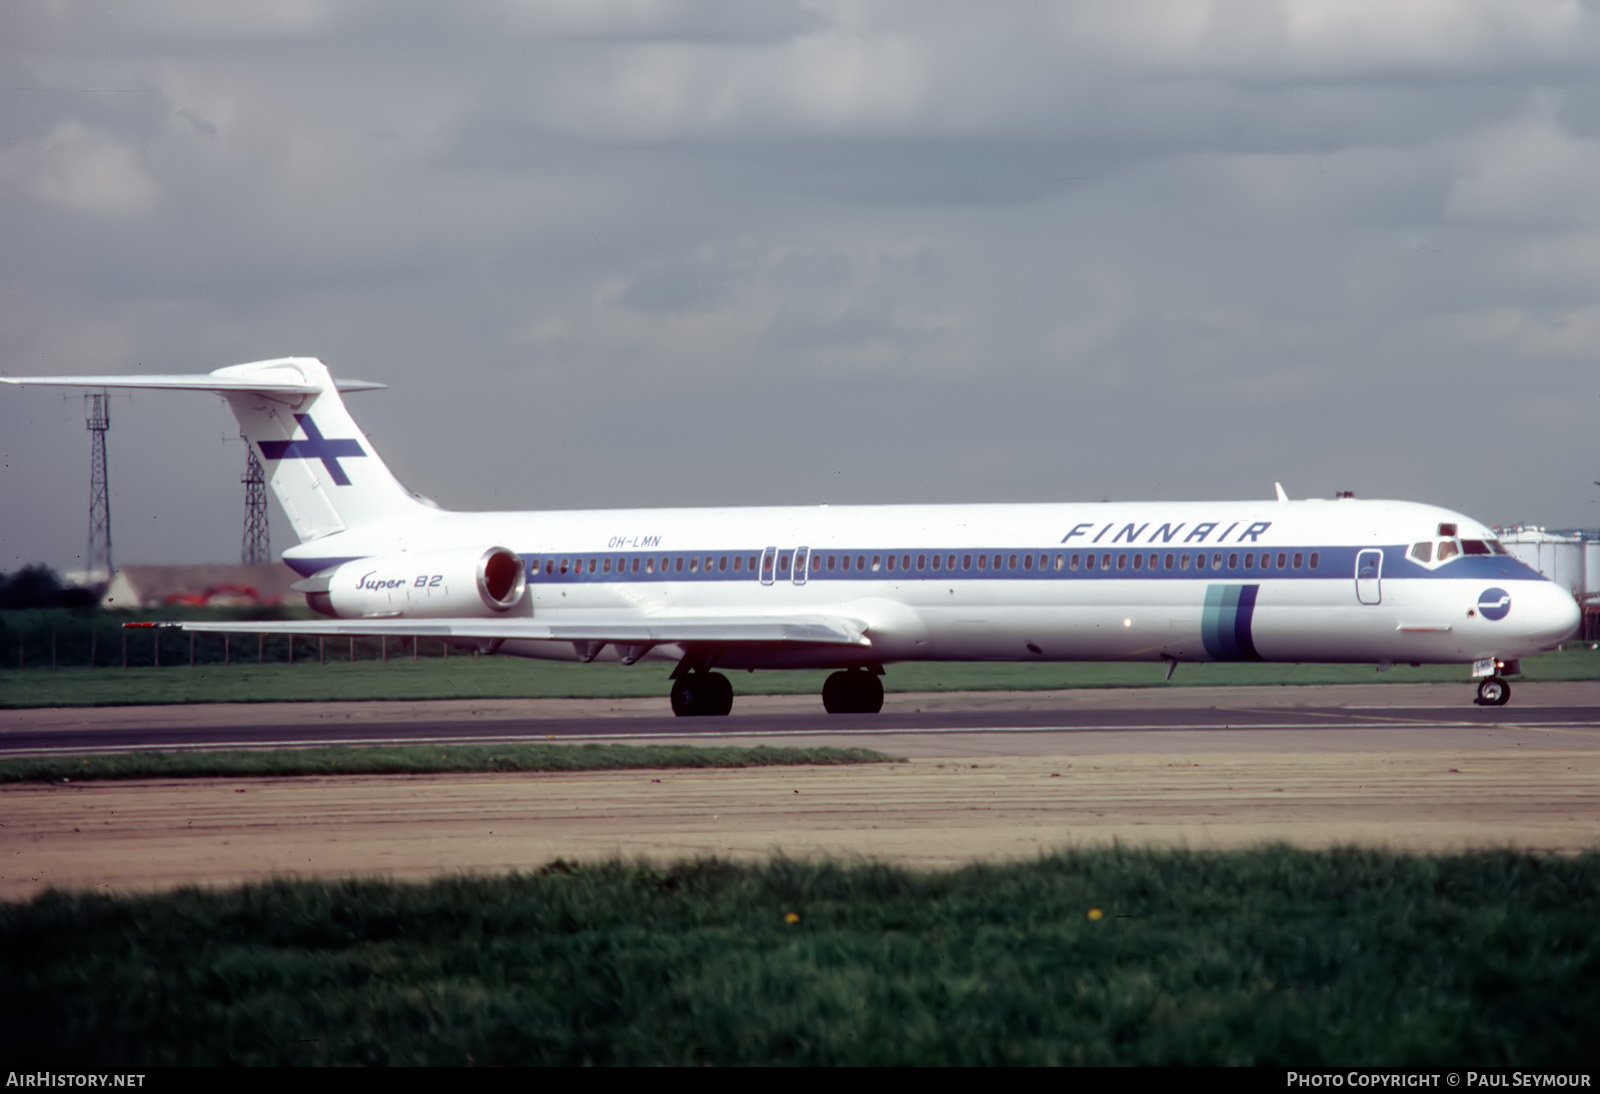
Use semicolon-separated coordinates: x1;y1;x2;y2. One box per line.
2;848;1597;1066
1;644;1596;709
0;743;898;784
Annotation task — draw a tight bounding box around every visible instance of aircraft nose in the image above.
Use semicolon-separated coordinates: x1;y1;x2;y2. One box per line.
1527;585;1581;649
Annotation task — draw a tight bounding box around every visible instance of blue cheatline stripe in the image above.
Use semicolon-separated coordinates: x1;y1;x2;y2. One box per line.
283;545;1544;585
1201;584;1262;661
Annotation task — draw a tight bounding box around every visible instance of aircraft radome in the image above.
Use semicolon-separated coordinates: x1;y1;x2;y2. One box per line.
3;358;1580;714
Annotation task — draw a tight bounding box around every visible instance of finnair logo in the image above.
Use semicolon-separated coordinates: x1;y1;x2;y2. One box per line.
1477;588;1511;621
257;414;366;486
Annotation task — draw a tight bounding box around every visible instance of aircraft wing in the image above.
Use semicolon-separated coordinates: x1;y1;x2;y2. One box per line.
169;613;871;648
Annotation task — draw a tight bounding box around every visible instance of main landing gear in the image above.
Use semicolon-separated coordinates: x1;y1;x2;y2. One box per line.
1475;676;1511;707
670;671;734;717
668;663;887;717
821;669;885;714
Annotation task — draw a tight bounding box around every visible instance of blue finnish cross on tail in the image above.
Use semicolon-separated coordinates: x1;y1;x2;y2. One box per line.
257;414;366;486
1202;583;1262;661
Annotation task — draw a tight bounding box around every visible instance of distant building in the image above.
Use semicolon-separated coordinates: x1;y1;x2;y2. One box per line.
1495;525;1600;642
99;564;306;610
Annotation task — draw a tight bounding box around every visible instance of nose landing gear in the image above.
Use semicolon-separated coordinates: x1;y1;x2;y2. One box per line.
1475;676;1511;707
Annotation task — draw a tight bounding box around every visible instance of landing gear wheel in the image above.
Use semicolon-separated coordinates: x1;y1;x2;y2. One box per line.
671;672;734;717
1475;676;1511;707
822;670;885;714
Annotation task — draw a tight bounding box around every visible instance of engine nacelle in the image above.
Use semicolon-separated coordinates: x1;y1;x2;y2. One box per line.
305;546;528;619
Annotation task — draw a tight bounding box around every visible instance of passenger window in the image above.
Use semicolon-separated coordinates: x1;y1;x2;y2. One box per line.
1244;553;1254;568
871;555;881;571
1228;553;1238;569
1179;554;1189;570
1086;554;1096;571
1132;554;1142;570
733;556;742;572
902;554;911;570
1165;553;1175;569
778;554;789;572
978;554;988;570
827;555;836;570
675;557;684;572
719;556;728;572
857;555;866;570
560;558;570;574
812;554;821;571
963;554;973;570
689;557;699;572
1277;553;1287;569
1070;554;1080;570
1309;552;1319;569
1023;555;1032;570
949;554;958;570
748;555;758;571
632;558;640;573
1008;554;1018;569
1147;554;1157;570
1212;554;1222;570
603;558;612;574
1116;554;1127;570
932;554;942;571
1195;554;1207;570
887;555;897;571
1054;554;1064;570
1293;553;1303;569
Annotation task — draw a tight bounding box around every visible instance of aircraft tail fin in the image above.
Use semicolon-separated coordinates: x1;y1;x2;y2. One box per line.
2;357;433;541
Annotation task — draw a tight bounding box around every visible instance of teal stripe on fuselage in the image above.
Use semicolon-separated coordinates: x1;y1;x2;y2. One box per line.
1201;584;1262;661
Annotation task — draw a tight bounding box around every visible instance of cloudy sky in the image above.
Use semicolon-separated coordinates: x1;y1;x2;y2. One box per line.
3;0;1598;573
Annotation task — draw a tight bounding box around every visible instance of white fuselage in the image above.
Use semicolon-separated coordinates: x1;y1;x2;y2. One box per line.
283;497;1580;670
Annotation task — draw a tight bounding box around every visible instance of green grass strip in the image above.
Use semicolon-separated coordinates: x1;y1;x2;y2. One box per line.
2;847;1597;1066
0;743;898;783
1;643;1595;708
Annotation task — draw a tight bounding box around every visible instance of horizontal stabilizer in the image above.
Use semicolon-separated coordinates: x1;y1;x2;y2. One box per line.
0;374;384;394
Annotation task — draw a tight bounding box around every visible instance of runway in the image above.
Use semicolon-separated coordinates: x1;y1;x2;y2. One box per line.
2;683;1596;899
4;682;1597;757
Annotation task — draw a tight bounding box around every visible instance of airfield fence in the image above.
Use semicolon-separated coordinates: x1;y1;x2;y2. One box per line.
0;609;458;669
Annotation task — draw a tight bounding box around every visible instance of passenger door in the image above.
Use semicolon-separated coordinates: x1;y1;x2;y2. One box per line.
1355;549;1382;605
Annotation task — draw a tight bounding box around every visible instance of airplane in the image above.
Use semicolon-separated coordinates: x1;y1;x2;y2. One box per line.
3;356;1581;713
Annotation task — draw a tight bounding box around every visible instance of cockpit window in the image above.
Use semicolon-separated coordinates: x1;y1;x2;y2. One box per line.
1436;539;1460;562
1461;540;1492;556
1409;541;1433;563
1488;540;1508;555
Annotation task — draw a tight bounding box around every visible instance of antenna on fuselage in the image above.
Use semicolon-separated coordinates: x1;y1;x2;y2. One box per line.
1274;482;1289;502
